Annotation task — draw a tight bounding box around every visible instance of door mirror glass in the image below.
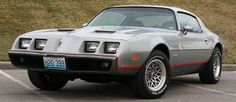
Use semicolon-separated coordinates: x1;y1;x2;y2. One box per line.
181;25;193;35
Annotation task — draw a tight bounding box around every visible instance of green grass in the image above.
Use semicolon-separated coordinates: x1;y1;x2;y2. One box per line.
0;49;9;61
0;0;235;63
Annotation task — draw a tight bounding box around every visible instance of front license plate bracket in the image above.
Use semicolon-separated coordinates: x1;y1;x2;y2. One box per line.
43;56;66;70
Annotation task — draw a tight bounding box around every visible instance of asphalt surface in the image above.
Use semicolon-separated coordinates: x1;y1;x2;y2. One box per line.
0;69;236;102
1;62;236;71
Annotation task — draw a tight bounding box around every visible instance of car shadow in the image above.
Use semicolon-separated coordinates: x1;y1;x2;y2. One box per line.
37;75;203;101
171;75;202;84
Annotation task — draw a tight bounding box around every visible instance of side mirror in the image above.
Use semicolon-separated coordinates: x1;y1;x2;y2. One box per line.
181;25;193;35
82;23;88;27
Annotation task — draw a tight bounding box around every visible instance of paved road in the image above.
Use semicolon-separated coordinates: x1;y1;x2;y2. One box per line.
0;69;236;102
1;62;236;71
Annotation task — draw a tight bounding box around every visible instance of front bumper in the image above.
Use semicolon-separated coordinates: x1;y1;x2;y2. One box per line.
8;50;121;75
8;50;140;75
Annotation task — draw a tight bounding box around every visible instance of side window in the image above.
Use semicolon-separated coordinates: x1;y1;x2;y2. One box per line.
135;15;177;30
178;13;202;33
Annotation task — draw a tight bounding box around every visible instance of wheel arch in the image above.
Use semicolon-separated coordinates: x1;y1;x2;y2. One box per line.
215;43;223;54
152;44;170;59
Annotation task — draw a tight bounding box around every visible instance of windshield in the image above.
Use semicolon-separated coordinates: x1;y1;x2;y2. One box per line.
88;7;177;30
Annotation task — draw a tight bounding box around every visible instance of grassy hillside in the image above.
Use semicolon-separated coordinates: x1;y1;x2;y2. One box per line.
0;0;235;63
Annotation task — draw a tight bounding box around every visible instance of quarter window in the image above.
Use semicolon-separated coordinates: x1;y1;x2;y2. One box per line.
178;13;202;33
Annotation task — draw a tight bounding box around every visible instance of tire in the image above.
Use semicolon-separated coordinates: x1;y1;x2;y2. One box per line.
127;50;170;99
199;47;222;84
28;70;68;90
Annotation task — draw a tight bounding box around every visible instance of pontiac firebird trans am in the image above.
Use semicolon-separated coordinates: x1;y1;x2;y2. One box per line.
9;5;226;98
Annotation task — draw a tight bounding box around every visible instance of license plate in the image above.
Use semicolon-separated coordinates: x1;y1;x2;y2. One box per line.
43;57;66;70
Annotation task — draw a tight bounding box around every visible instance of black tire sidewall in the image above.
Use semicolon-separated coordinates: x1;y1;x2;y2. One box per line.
210;48;222;81
199;47;222;84
28;70;68;90
140;51;170;98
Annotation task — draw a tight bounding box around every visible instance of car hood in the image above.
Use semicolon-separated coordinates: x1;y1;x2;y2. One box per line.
24;26;177;40
71;26;178;40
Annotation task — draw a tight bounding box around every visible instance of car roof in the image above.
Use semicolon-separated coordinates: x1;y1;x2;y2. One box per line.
109;5;197;17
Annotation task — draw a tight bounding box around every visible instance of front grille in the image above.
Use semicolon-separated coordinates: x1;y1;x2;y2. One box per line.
9;53;113;72
67;58;112;71
9;54;44;68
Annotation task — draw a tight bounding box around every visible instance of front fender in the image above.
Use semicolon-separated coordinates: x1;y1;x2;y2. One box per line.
118;34;165;68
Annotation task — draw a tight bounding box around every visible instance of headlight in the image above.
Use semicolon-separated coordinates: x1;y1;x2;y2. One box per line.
85;41;100;53
19;38;31;49
35;39;47;50
105;42;120;54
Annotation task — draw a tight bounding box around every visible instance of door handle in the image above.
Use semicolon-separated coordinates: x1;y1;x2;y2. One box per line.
204;39;209;45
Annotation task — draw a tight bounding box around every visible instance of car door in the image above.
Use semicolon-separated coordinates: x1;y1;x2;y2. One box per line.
175;12;211;73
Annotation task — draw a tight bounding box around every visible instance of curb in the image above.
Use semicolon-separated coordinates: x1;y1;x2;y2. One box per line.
0;62;235;71
222;64;236;71
0;62;17;70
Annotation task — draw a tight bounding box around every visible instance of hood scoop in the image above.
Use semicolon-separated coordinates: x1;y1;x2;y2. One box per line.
57;28;75;32
95;29;116;33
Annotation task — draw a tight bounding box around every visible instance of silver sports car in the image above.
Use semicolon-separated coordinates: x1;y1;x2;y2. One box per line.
8;5;226;98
